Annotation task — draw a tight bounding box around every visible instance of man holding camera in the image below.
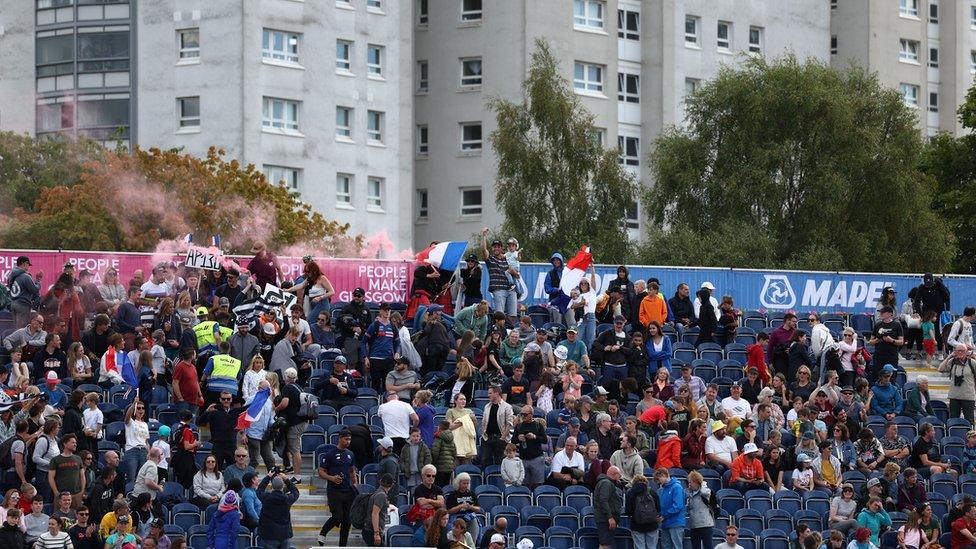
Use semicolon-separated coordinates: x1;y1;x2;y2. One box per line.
317;429;358;546
939;345;976;424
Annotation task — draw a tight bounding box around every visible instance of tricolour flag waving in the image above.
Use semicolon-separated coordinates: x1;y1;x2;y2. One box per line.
236;388;271;430
103;346;139;388
559;245;593;297
415;241;468;272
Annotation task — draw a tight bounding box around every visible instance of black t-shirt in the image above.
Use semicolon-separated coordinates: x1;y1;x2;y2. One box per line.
445;489;479;511
282;383;303;426
215;283;243;307
68;524;102;549
502;376;531;407
873;320;904;366
319;446;356;493
413;483;443;503
910;437;938;469
486;403;500;437
514;420;546;460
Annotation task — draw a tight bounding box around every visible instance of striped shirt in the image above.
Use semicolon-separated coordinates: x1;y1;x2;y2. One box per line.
485;255;510;292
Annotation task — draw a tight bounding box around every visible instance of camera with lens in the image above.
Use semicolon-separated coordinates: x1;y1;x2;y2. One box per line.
955;374;965;387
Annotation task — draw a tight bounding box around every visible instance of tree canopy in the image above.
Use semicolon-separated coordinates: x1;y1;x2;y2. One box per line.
643;55;953;272
0;136;357;254
489;38;638;264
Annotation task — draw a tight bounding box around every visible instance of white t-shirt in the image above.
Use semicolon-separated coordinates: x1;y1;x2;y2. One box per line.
152;440;170;469
377;399;415;439
125;419;150;451
242;369;266;402
721;397;752;420
83;407;104;438
550;449;585;474
704;435;738;463
293;318;311;341
579;290;597;315
140;280;173;299
792;467;814;490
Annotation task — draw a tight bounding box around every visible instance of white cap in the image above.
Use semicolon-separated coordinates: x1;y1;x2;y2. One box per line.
378;437;394;450
701;281;715;290
743;442;760;455
46;371;58;381
554;346;568;360
517;539;534;549
491;534;506;545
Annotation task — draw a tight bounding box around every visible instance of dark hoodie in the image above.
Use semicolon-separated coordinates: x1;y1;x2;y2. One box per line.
0;520;26;549
7;267;39;307
607;267;636;322
545;253;569;313
668;291;697;326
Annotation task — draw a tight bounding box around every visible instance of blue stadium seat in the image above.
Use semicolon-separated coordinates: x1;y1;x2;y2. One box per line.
338;405;367;426
773;491;801;514
760;529;790;549
795;510;823;532
490;505;519;530
699;343;724;364
301;424;326;455
550;506;579;531
744;490;772;513
735;509;764;534
475;485;503;511
386;525;415;547
943;436;965;460
520;506;550;530
948;418;972;439
546;525;576;549
716;489;745;516
734;328;758;345
576;526;599;549
484;465;504;491
719;364;744;381
674;343;697;364
765;509;793;532
534;485;562;511
564;485;592;511
171;502;200;532
505;485;532;508
802;491;830;515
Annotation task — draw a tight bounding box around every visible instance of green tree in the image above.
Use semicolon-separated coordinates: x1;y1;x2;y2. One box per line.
643;55;953;272
489;39;638;264
919;85;976;272
0;132;101;213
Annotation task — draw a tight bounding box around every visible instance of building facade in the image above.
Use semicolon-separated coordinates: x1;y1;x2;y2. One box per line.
0;0;414;249
831;0;976;136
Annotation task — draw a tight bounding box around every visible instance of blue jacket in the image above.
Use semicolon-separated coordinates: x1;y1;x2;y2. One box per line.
645;337;673;376
241;487;262;522
869;383;903;415
657;477;686;528
207;508;240;549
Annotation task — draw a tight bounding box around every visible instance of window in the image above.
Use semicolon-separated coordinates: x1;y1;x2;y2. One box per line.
617;72;639;103
749;27;763;54
717;21;731;51
574;0;604;30
929;47;939;68
336;173;353;206
418;0;428;26
336;40;352;72
367;110;384;143
617;10;639;40
574;62;604;93
367;177;384;210
177;96;199;128
929;2;938;23
929;91;939;113
461;0;482;21
830;0;837;9
36;35;74;77
178;28;199;60
460;57;482;87
971;5;976;27
899;39;919;63
262;29;300;64
460;122;482;151
685;16;700;46
417;125;429;156
264;165;300;190
367;44;384;76
417;189;429;220
625;202;639;230
831;35;838;54
460;187;482;216
617;135;639;166
367;0;382;9
900;0;918;17
900;83;919;107
417;60;429;92
589;128;606;147
684;77;700;96
971;50;976;73
335;106;352;139
262;97;299;131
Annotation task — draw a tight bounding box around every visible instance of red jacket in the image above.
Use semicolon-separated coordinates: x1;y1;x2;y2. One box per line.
681;433;706;469
655;436;682;469
747;343;770;383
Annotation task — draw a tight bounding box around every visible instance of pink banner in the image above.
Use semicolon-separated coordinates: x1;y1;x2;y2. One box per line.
0;249;414;303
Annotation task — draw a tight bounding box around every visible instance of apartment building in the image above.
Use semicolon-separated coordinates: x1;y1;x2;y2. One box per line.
831;0;976;136
0;0;414;249
413;0;829;249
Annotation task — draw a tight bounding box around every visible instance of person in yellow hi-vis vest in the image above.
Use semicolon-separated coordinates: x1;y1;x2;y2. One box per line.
201;341;242;409
193;306;233;358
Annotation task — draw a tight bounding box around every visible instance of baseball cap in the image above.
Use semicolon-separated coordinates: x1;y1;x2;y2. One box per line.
196;306;209;316
334;355;348;365
428;304;444;313
536;328;547;334
379;302;391;311
15;256;30;266
594;386;609;396
465;253;478;262
525;342;541;352
352;287;366;297
802;431;815;440
797;454;812;463
507;237;518;246
218;297;230;306
491;534;506;545
46;371;58;382
613;314;626;323
158;425;171;438
882;364;896;374
568;417;580;426
150;518;164;528
701;281;715;290
579;395;594;405
262;323;276;335
867;477;881;488
395;356;410;364
566;327;578;334
924;273;934;284
179;315;193;325
491;239;503;247
378;437;394;450
235;315;250;328
337;429;352;439
841;386;854;393
117;515;130;523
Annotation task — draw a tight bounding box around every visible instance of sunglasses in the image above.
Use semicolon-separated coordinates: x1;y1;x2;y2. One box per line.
424;474;435;478
220;397;232;401
236;454;248;458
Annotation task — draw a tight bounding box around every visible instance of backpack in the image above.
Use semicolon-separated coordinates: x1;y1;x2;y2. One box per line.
350;485;377;529
0;434;19;470
298;391;319;420
631;486;659;528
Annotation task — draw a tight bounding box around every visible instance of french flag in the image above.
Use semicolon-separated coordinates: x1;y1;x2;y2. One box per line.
237;388;271;430
211;235;221;247
103;346;139;388
183;234;193;244
559;245;593;297
415;241;468;272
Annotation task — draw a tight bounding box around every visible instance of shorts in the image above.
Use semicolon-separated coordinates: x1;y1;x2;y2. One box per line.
924;339;936;356
286;423;306;453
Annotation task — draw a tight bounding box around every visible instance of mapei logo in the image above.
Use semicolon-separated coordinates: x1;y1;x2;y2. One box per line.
760;275;796;309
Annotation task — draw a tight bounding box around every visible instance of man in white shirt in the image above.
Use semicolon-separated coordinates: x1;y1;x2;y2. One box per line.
131;447;163;500
547;436;585;490
704;420;738;474
720;383;752;424
714;526;745;549
376;390;418;455
139;266;173;302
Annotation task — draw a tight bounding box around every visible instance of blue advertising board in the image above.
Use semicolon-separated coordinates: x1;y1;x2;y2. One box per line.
498;264;976;315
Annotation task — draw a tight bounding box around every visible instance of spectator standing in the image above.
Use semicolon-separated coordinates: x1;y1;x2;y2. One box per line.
273;368;306;481
871;307;904;378
198;392;245;469
913;273;951;354
223;448;255;487
206;491;240;549
668;283;697;338
481;229;518;324
32;419;60;503
7;256;42;329
363;474;395;547
386;357;419;401
363;303;400;393
378;390;419;455
655;467;687;549
594;466;625;549
258;473;299;549
245;380;277;470
686;471;714;549
317;429;357;546
459;255;484;309
952;503;976;549
513;405;547;488
48;434;84;508
247;242;283;290
939;346;976;424
479;387;514;467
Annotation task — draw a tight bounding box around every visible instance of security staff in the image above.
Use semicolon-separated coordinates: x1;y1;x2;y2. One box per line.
201;341;243;408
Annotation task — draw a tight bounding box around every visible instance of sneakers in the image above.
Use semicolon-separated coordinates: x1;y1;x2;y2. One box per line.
317;535;328;546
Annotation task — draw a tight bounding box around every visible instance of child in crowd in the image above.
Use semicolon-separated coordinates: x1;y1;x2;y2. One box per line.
18;483;37;515
400;427;431;490
23;496;49;544
152;425;172;482
500;444;524;487
82;392;103;450
921;311;937;367
6;346;30;384
504;238;522;298
534;370;555;414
